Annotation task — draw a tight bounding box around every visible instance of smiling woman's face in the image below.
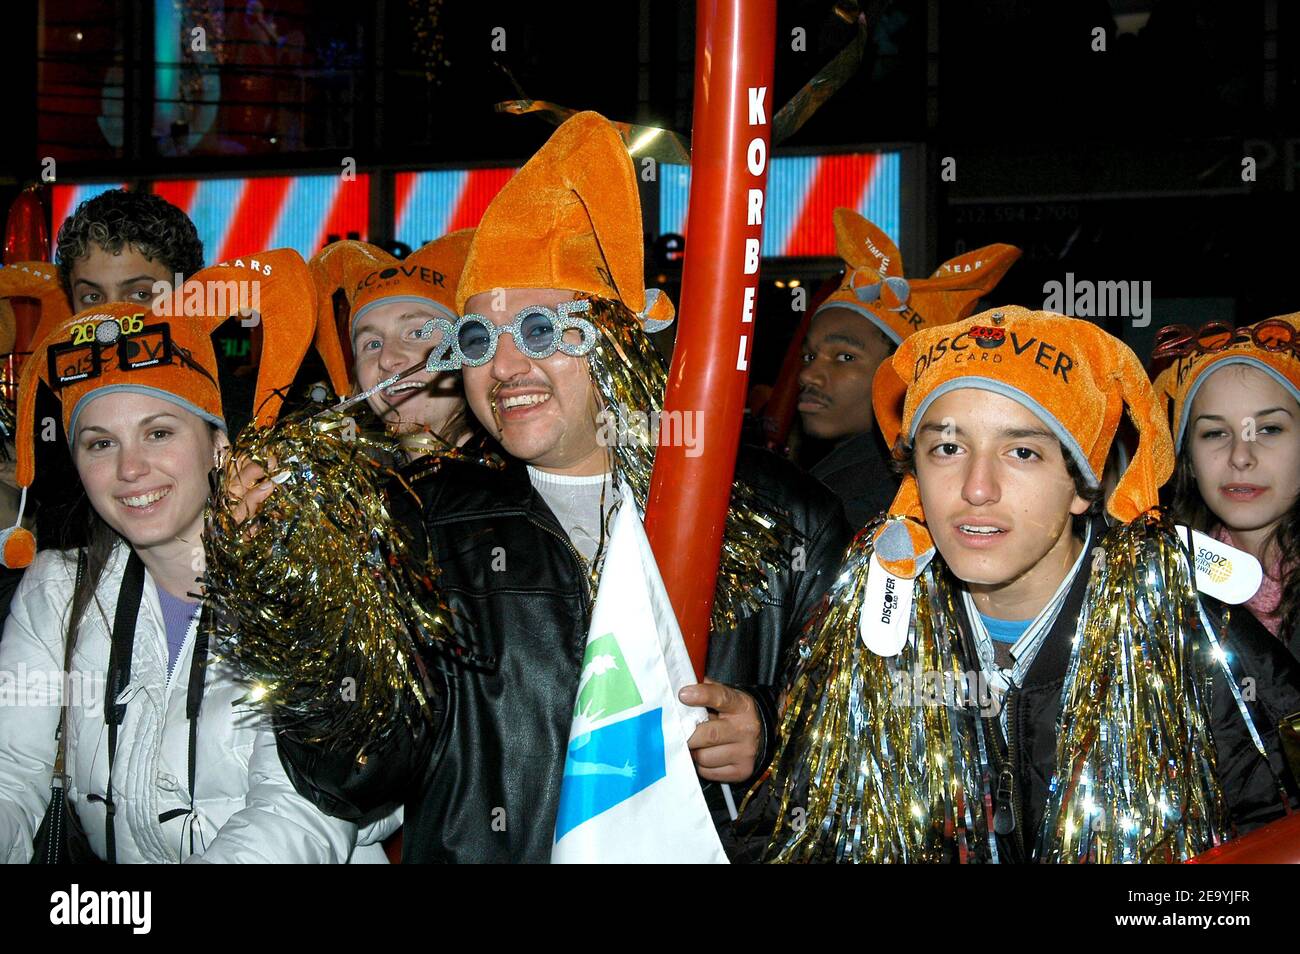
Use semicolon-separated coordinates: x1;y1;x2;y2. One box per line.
72;391;225;554
1187;364;1300;543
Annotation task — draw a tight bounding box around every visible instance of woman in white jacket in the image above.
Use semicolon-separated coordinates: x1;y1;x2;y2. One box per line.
0;252;397;863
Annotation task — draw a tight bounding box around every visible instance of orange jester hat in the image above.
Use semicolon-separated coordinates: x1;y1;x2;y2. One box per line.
309;230;475;347
815;208;1021;346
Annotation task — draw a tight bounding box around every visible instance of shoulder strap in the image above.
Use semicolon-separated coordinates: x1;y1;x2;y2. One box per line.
93;548;145;864
51;549;88;779
104;549;145;728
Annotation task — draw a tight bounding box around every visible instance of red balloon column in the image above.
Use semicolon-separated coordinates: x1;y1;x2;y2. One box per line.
1186;812;1300;864
3;184;49;265
644;0;778;677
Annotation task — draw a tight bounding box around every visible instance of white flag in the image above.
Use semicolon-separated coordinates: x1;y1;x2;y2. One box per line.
551;485;729;863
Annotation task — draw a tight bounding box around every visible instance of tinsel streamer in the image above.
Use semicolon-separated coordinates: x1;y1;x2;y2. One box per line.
770;2;877;145
1036;510;1227;863
582;297;797;633
408;0;448;84
204;408;462;758
745;519;993;863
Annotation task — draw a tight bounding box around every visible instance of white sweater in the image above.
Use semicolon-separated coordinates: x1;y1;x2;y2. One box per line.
0;544;398;863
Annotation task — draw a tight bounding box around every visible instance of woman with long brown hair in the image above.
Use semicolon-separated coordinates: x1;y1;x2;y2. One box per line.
1156;314;1300;658
0;251;394;862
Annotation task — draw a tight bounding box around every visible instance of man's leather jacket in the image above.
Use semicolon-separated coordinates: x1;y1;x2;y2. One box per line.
276;447;850;862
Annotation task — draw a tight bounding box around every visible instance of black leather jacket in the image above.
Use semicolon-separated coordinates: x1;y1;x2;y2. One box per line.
964;520;1300;862
276;446;850;862
808;431;899;532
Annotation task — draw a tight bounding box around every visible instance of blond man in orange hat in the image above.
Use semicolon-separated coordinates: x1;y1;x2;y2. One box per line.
310;231;478;454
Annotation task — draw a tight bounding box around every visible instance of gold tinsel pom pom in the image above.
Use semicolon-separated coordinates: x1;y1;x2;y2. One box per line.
204;408;458;759
744;517;992;863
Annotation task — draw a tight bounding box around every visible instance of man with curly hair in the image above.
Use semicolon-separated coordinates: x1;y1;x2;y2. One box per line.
55;188;205;311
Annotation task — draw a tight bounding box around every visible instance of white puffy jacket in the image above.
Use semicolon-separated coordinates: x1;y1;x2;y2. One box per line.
0;544;400;863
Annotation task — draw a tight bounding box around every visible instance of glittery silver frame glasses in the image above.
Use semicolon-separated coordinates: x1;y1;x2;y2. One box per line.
447;300;597;368
337;301;597;413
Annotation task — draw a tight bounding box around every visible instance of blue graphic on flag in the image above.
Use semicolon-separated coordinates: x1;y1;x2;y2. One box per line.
554;708;666;841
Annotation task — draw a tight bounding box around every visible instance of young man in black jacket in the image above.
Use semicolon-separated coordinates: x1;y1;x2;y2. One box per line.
235;111;850;862
757;306;1300;863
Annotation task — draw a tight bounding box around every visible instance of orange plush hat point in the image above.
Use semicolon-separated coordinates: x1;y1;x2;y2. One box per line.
1152;312;1300;451
0;260;72;357
0;260;75;565
457;110;675;330
309;231;475;344
3;248;346;569
868;305;1175;578
816;208;1021;347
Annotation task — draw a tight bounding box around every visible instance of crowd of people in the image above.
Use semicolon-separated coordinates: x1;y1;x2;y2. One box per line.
0;111;1296;864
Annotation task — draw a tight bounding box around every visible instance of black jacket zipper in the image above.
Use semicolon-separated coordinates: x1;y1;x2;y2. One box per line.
990;689;1027;861
526;514;592;616
957;608;1028;861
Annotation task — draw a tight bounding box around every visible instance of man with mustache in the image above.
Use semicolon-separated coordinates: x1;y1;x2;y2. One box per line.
798;209;1019;528
237;112;851;862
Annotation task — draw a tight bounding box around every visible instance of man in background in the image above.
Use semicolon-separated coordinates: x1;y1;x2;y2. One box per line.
799;208;1020;528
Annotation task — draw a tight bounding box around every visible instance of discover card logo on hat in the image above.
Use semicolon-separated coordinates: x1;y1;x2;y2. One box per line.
309;232;475;342
869;304;1175;579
